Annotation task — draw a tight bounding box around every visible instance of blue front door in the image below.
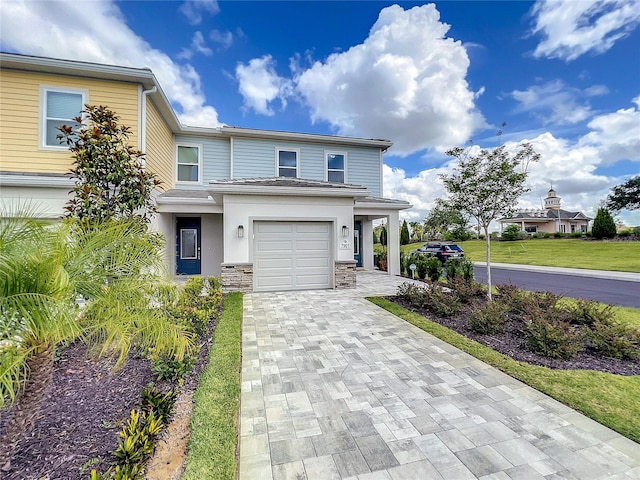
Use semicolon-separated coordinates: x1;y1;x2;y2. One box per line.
176;217;201;275
354;221;362;267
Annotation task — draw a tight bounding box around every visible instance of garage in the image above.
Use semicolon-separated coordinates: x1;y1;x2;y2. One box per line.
253;221;332;292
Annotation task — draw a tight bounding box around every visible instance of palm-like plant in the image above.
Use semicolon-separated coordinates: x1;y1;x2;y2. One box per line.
0;211;193;409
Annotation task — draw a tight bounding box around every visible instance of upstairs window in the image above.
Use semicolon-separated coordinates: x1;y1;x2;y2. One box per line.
277;149;298;178
41;87;85;148
176;144;202;183
326;152;346;183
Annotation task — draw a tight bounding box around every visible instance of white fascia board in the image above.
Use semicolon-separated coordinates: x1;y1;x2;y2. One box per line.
355;202;412;212
219;126;393;150
0;174;74;188
207;184;370;198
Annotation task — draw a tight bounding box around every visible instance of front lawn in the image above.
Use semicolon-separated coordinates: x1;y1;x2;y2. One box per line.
182;292;243;480
368;296;640;443
458;239;640;272
399;239;640;272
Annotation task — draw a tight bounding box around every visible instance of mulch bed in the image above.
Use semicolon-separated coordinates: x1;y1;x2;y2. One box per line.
0;317;216;480
391;294;640;376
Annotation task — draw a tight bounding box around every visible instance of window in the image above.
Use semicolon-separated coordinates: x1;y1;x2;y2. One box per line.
277;149;298;177
525;226;537;233
41;87;85;148
326;152;345;183
176;144;202;183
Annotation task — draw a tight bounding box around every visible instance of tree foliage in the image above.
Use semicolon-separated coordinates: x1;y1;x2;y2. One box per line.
440;143;540;299
0;210;193;408
400;220;410;245
409;221;424;242
591;208;617;239
604;176;640;212
58;105;160;223
379;226;387;247
423;198;469;240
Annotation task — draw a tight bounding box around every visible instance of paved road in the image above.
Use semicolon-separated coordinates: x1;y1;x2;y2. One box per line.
474;265;640;308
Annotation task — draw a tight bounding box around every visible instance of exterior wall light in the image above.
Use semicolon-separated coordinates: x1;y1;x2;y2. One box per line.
237;225;244;238
342;225;349;238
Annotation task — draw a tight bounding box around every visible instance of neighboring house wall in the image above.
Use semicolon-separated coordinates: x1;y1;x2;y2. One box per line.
0;69;139;174
174;134;230;187
144;98;173;191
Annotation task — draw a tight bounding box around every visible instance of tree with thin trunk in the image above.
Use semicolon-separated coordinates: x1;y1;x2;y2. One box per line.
440;143;540;300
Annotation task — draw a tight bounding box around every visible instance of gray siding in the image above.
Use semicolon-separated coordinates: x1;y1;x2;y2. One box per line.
346;147;382;196
174;135;230;188
232;137;382;195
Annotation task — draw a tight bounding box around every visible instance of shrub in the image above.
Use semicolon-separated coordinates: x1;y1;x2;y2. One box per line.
524;317;583;359
141;383;178;421
569;299;616;326
448;278;486;303
495;284;530;316
470;301;509;334
151;351;197;383
587;321;640;359
422;284;463;317
570;231;583;238
501;225;521;241
554;232;566;238
396;282;426;307
618;230;632;237
424;256;443;281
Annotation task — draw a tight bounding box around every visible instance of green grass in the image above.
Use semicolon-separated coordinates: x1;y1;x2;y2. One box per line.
458;239;640;273
182;292;243;480
367;297;640;443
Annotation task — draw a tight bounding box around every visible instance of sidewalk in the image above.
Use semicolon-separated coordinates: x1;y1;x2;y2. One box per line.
475;262;640;283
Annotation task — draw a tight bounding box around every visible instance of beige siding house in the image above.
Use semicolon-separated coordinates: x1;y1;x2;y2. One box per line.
499;188;591;234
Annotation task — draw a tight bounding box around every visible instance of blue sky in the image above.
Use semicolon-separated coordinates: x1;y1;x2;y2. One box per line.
2;0;639;227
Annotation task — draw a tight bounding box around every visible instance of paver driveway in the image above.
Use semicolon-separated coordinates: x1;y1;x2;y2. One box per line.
239;272;640;479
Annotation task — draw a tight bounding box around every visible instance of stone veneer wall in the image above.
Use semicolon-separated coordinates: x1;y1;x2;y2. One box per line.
221;263;253;293
334;260;357;289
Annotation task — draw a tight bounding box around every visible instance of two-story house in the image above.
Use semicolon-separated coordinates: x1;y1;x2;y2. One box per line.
0;52;410;292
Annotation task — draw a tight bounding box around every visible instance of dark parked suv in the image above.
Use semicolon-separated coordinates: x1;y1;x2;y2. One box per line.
412;242;465;263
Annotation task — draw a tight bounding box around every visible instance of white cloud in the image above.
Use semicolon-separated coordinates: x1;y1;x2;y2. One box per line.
530;0;640;61
179;0;219;25
577;96;640;164
210;29;234;50
0;0;220;128
235;55;292;116
387;98;640;228
235;4;485;155
177;31;213;60
511;80;608;125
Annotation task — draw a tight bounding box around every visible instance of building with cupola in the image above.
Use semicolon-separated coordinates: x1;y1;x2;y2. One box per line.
498;188;592;235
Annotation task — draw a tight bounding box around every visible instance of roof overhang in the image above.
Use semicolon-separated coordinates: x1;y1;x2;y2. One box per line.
207;178;371;198
0;171;74;188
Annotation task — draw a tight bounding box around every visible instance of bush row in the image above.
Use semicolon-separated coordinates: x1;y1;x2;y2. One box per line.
397;281;639;361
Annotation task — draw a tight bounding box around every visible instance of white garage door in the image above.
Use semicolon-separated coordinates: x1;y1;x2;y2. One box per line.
254;221;332;292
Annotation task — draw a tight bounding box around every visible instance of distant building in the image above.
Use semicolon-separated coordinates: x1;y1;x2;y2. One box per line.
499;188;592;234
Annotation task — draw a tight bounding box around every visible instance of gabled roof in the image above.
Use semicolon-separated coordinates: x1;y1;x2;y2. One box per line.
500;208;592;222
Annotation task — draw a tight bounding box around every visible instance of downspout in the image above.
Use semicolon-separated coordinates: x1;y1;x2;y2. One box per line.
140;86;158;169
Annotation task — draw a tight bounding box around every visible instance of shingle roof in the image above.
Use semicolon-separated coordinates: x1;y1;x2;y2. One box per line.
208;177;367;190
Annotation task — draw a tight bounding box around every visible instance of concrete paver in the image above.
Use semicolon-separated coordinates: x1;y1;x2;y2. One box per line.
239;271;640;479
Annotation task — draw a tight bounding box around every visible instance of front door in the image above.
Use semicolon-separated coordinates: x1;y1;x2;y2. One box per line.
354;221;362;267
176;217;201;275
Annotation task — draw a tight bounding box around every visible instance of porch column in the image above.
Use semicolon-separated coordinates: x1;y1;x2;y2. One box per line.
387;212;400;275
362;220;374;270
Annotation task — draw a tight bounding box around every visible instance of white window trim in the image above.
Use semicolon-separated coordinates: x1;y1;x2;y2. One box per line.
275;147;299;178
39;85;88;150
175;143;203;184
325;150;347;183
